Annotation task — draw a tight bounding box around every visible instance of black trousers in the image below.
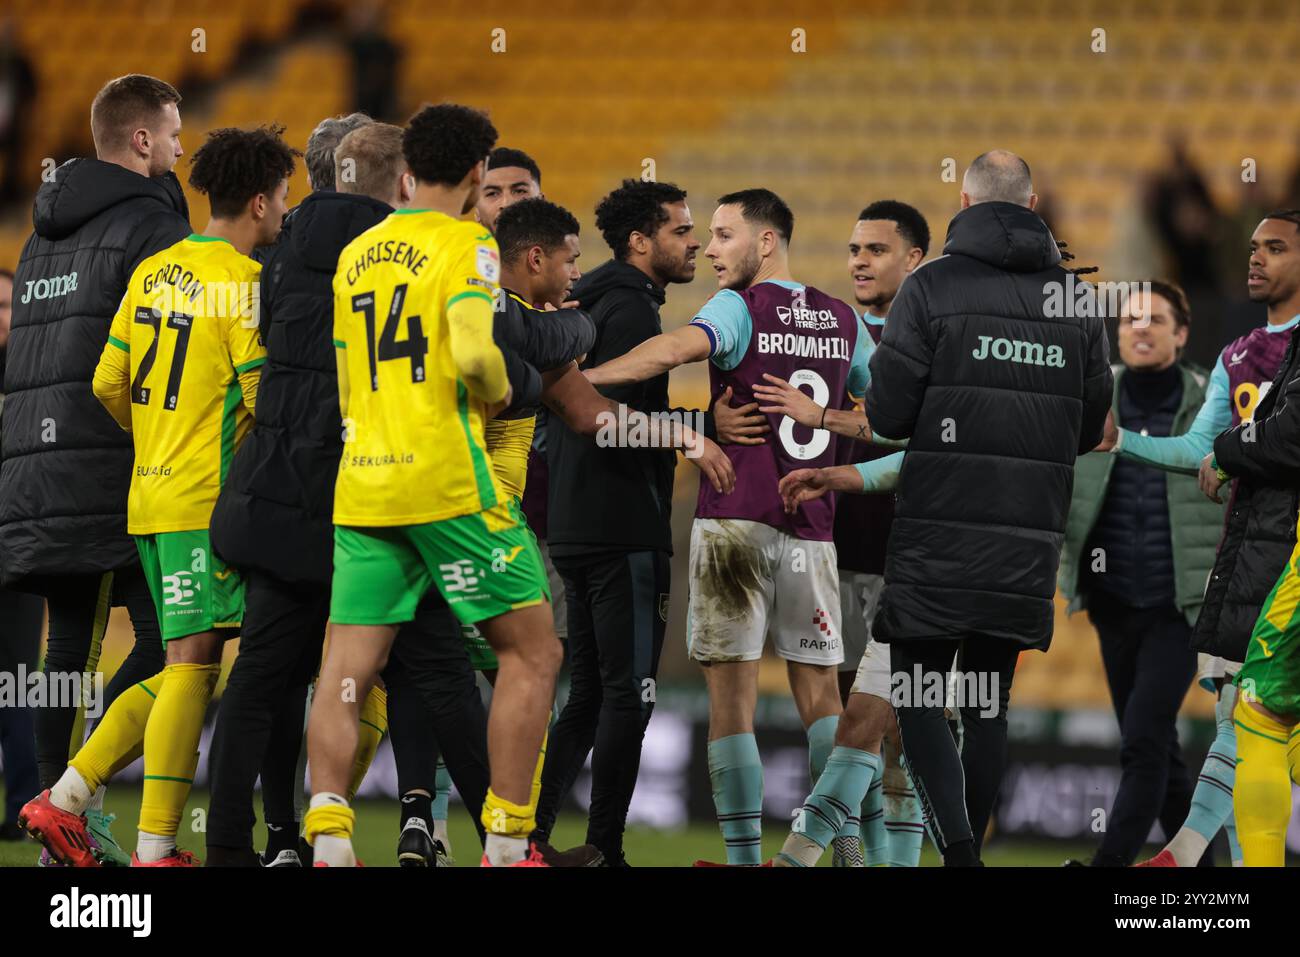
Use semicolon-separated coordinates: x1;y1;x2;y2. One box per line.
205;570;491;851
385;605;490;845
1088;591;1197;865
35;568;164;789
535;549;669;859
205;571;327;850
889;635;1020;864
0;586;44;820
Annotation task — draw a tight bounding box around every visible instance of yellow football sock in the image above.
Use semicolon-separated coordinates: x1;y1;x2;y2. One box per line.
1233;700;1293;867
138;663;219;838
482;787;537;839
346;685;388;802
529;728;548;811
69;671;163;791
1288;726;1300;787
303;794;355;846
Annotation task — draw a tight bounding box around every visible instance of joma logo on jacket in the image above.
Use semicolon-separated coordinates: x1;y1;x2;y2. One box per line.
19;271;77;303
971;334;1066;367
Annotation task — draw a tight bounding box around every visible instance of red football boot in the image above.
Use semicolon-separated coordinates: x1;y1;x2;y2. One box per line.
131;849;200;867
480;842;549;867
1134;849;1177;867
18;790;100;868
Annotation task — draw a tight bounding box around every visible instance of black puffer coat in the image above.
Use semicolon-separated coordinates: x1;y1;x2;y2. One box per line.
865;201;1113;649
210;191;392;584
1192;325;1300;662
0;159;190;589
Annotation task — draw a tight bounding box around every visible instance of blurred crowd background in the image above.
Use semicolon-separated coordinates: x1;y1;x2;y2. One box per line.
3;0;1300;851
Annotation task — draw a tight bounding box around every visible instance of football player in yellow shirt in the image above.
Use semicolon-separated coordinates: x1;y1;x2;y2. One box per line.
20;126;297;867
303;104;562;868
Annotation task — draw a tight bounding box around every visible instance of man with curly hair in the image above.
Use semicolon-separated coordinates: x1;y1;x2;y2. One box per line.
534;178;708;865
303;103;562;868
19;124;298;868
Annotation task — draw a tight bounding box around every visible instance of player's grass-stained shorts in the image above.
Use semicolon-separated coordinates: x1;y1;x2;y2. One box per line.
1237;539;1300;717
687;518;843;666
135;529;243;643
331;499;549;627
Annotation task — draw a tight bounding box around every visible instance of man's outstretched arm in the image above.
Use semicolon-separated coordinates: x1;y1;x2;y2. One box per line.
543;361;734;494
584;324;712;387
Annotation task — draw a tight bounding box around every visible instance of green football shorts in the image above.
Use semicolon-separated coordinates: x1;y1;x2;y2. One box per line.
331;499;549;628
135;528;243;643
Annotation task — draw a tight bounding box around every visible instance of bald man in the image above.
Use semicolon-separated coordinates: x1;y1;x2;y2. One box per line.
793;150;1113;866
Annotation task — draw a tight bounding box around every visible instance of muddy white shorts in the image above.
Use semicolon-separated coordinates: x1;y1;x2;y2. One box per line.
687;518;843;666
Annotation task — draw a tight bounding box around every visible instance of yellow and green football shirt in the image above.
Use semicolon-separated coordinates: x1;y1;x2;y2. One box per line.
93;234;266;534
332;209;509;527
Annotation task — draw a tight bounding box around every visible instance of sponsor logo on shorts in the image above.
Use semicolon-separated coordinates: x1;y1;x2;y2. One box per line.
439;559;481;594
161;571;199;606
810;608;834;637
799;636;841;652
801;610;840;651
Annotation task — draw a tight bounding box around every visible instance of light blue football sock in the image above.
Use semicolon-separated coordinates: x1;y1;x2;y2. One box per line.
708;733;764;865
807;715;838;783
1184;693;1237;844
792;746;881;855
432;758;451;822
807;715;860;843
885;769;925;867
860;774;888;864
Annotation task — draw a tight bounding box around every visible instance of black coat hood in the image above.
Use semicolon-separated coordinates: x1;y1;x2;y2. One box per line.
943;201;1062;274
571;259;665;309
33;158;189;241
288;190;393;272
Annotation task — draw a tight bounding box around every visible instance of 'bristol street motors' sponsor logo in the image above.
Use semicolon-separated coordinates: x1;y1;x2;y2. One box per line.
775;304;840;331
971;334;1066;368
